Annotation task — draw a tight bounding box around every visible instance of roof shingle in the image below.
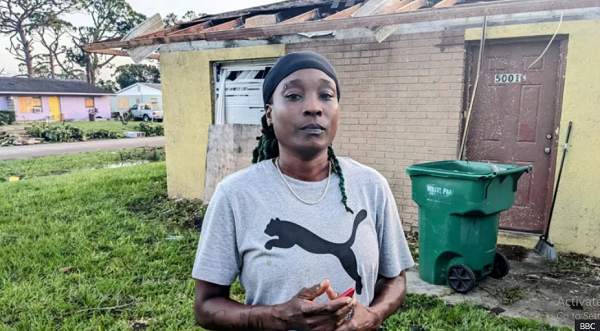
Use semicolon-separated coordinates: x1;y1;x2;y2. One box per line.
0;77;113;95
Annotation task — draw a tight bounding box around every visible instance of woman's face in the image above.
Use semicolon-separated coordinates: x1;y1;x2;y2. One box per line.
266;68;340;158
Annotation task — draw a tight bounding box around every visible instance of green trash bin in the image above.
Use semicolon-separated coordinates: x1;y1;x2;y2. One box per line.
406;161;532;294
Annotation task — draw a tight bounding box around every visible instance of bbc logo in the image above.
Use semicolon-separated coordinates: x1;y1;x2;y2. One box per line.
576;320;600;330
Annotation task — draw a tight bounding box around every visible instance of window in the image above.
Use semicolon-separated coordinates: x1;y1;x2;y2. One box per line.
118;98;129;110
213;59;276;125
18;97;43;113
32;97;42;113
85;98;95;108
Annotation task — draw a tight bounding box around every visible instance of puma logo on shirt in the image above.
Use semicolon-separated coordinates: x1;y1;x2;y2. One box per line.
264;209;368;294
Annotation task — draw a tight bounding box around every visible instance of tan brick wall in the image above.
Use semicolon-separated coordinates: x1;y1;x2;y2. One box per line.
286;31;466;232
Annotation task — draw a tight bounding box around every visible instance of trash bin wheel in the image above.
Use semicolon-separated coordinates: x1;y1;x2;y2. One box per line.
447;264;476;294
490;252;510;279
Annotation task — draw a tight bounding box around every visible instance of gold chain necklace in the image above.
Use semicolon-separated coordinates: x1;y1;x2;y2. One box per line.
275;157;332;205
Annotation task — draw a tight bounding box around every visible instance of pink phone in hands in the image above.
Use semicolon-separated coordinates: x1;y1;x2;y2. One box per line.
340;288;355;298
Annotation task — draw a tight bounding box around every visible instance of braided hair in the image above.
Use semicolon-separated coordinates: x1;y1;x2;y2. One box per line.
252;114;354;214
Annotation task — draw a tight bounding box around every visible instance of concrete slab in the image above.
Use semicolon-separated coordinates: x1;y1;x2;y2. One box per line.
407;248;600;328
406;267;454;296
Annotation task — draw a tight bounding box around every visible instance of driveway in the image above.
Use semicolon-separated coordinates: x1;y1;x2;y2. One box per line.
0;137;165;161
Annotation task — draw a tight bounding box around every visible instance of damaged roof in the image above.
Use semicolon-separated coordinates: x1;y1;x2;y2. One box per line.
0;77;114;95
83;0;600;52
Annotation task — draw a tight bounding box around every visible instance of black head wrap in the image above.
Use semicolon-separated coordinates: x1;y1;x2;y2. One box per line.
262;51;340;106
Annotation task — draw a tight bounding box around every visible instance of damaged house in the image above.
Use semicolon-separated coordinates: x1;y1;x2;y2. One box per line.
85;0;600;257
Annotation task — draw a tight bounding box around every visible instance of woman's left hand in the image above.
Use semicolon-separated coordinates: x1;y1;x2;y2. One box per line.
326;288;382;331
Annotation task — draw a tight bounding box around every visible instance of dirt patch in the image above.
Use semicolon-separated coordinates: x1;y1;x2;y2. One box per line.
127;194;206;230
127;318;152;331
498;244;529;262
549;252;600;285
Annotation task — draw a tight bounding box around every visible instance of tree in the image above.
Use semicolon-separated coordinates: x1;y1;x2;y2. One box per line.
0;0;76;78
114;64;160;89
183;10;203;21
66;0;145;85
97;79;117;92
163;13;179;28
34;18;84;79
163;11;205;28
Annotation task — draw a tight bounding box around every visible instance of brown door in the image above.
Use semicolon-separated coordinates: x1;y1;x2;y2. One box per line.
465;39;565;233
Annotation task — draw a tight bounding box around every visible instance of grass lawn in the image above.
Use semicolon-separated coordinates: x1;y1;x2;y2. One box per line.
0;163;570;330
0;147;165;182
48;121;162;135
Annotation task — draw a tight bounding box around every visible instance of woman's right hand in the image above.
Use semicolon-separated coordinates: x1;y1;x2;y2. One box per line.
272;280;356;331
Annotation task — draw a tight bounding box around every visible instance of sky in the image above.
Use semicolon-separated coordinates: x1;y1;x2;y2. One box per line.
0;0;281;79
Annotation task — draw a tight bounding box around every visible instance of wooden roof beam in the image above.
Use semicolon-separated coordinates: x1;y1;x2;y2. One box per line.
374;0;428;42
434;0;460;8
324;3;362;20
200;18;243;33
378;0;410;14
135;24;183;39
168;21;213;36
83;0;600;51
280;8;320;24
353;0;394;17
88;48;159;60
397;0;428;12
244;14;280;28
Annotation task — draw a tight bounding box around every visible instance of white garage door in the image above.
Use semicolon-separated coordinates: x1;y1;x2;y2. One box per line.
214;59;277;125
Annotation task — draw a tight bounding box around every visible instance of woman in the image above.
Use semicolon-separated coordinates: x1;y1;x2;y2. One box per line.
192;52;414;331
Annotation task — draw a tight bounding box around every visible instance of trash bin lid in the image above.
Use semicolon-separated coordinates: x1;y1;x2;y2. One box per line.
406;160;532;181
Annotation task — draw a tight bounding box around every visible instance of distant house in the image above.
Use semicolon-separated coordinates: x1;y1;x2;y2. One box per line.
0;77;113;122
111;83;162;112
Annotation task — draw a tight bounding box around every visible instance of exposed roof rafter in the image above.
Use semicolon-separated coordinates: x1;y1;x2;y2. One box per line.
280;8;320;24
379;0;411;14
89;48;159;60
324;4;362;20
201;18;244;32
82;0;600;51
374;0;437;42
168;21;213;36
434;0;460;8
245;14;280;27
135;25;185;39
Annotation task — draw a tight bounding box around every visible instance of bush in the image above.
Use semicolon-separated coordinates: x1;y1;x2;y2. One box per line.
118;146;166;163
27;123;86;142
0;111;16;125
87;129;121;140
135;122;164;137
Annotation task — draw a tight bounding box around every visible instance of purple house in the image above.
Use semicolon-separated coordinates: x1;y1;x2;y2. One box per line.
0;77;113;122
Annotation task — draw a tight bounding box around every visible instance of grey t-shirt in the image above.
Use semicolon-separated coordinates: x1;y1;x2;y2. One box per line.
192;157;414;308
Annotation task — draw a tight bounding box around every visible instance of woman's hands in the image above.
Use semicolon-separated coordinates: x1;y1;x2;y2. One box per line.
272;279;357;331
326;287;383;331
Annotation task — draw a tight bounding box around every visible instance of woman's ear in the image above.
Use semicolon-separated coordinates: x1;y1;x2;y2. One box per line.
265;104;273;126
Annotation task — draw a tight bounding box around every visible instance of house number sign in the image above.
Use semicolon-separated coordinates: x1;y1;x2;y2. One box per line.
494;73;524;84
